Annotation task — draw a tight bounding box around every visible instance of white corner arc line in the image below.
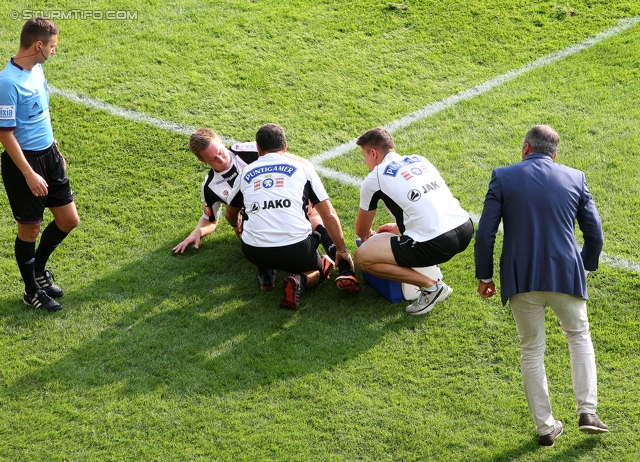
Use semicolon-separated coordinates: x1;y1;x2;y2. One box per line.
309;16;640;186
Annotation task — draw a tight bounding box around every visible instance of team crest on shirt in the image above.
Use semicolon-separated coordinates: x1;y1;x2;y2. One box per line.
410;167;423;176
262;178;274;188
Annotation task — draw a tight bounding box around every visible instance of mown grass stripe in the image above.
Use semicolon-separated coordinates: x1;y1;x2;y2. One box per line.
48;17;640;274
309;16;640;182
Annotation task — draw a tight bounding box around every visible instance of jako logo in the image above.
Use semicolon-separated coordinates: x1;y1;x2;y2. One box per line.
263;199;291;209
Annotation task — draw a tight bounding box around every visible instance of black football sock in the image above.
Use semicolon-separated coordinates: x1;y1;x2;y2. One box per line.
298;273;308;287
315;224;337;260
337;259;352;274
15;237;39;294
34;221;69;273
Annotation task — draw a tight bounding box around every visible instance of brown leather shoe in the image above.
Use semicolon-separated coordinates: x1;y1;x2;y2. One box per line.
538;420;563;447
578;413;609;434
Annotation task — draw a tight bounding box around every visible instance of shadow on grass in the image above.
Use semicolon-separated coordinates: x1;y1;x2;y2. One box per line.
481;434;602;462
3;234;417;398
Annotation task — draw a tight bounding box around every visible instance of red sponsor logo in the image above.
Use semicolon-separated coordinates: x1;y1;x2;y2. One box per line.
254;180;261;191
204;206;213;217
401;171;413;180
276;177;284;187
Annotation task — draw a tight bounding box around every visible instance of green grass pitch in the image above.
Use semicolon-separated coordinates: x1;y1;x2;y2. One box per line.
0;1;639;460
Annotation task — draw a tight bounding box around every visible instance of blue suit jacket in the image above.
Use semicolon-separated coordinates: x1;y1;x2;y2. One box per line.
474;152;603;305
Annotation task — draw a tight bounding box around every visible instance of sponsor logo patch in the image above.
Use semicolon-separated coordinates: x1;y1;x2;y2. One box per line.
421;181;440;193
0;105;16;120
401;171;413;180
243;163;297;183
248;202;261;214
276;177;284;187
383;156;422;177
254;180;261;191
263;199;291;209
262;178;274;189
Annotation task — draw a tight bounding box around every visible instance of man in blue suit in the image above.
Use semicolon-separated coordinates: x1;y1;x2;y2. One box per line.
474;125;608;447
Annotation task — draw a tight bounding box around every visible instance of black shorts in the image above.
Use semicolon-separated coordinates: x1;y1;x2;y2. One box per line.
391;218;474;268
1;142;74;224
241;233;322;274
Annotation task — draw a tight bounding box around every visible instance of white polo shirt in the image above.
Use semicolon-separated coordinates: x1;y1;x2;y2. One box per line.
360;152;469;242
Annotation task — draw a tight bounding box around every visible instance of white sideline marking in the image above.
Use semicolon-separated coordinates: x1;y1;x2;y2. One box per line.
48;87;239;144
309;16;640;186
468;213;640;274
49;86;196;135
49;17;640;274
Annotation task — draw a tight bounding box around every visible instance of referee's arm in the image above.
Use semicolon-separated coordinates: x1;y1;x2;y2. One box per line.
0;130;49;197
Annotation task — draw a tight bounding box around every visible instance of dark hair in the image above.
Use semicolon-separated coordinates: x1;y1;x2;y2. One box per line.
20;17;59;49
524;125;559;157
256;123;286;153
356;127;395;153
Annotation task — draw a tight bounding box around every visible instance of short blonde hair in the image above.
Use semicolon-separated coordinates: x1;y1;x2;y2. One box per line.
188;128;220;159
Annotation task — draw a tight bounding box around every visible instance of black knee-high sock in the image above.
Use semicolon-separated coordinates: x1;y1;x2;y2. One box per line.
315;224;336;260
34;221;69;273
315;224;351;273
15;237;39;294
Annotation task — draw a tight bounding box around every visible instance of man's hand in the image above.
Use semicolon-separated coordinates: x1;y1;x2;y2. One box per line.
478;280;497;298
334;249;354;272
376;223;399;235
232;219;243;239
173;231;201;254
25;171;49;197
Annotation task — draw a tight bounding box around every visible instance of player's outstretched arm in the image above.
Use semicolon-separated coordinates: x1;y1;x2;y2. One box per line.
173;217;218;254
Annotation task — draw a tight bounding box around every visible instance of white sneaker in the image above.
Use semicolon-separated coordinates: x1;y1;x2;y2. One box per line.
405;281;452;315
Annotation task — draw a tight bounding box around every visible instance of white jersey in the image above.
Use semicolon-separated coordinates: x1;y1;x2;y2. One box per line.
228;153;329;247
359;152;469;242
200;142;258;222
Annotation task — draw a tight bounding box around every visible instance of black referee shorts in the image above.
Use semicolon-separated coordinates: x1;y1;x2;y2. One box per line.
241;232;322;274
1;142;74;224
391;218;474;268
